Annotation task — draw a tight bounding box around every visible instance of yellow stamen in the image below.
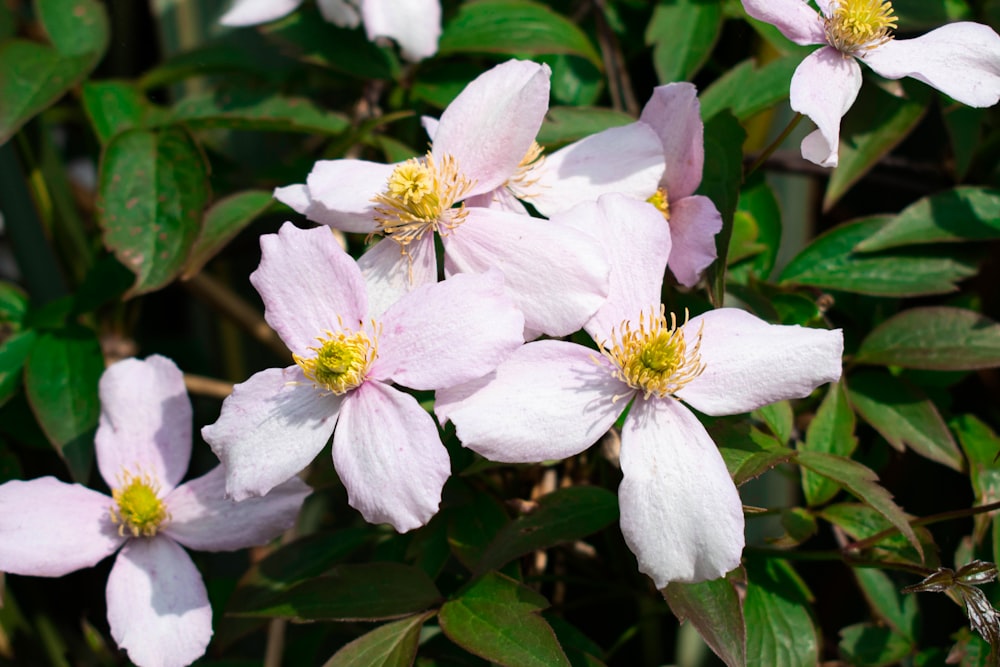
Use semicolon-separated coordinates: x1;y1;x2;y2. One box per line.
110;471;169;538
646;187;670;221
824;0;897;55
294;322;378;395
506;141;546;199
598;306;705;400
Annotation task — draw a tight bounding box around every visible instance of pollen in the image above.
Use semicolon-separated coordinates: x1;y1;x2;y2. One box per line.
824;0;897;55
372;152;473;248
294;323;378;395
506;141;546;199
599;306;705;400
110;471;169;538
646;187;670;221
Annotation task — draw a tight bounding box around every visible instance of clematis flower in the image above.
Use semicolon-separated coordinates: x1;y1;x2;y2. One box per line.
435;194;844;588
274;60;610;337
0;355;309;667
201;223;525;532
741;0;1000;167
219;0;441;61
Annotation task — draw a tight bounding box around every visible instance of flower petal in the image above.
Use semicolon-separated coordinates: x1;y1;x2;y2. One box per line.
201;366;340;501
251;222;368;357
431;60;551;197
790;46;862;167
163;467;309;552
436;340;627;463
443;208;609;337
274;160;391;233
676;308;844;416
666;195;722;288
739;0;826;45
638;83;704;200
861;23;1000;108
96;355;191;493
619;397;745;587
374;271;524;390
317;0;360;27
529;123;664;216
219;0;301;26
357;234;438;321
106;538;213;667
332;382;451;532
0;478;123;576
362;0;441;61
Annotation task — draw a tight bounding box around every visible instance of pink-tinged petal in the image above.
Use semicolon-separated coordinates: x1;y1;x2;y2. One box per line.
790;46;862;167
666;195;722;288
815;0;834;16
362;0;441;61
251;223;368;357
0;478;124;576
106;538;212;667
317;0;360;27
739;0;826;45
551;195;670;344
467;188;529;214
443;208;609;337
421;115;439;141
333;382;450;532
96;356;191;493
280;159;391;233
638;83;703;200
358;234;438;321
529;123;664;216
374;271;524;390
431;60;551;197
201;366;341;501
273;183;310;214
676;308;843;416
436;340;627;463
619;397;745;587
219;0;301;26
861;23;1000;108
163;467;309;552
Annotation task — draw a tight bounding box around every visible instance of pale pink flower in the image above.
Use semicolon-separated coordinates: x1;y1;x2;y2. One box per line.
275;60;610;337
201;223;525;532
219;0;441;61
0;355;309;667
435;195;844;587
742;0;1000;167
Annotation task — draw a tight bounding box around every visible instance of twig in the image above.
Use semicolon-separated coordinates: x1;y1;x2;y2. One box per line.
183;272;288;359
183;374;235;400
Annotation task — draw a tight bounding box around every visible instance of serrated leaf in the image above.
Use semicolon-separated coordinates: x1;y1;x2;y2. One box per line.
715;422;796;486
847;370;963;471
96;127;210;296
699;56;799;121
664;568;746;667
701;110;746;304
771;507;818;548
438;1;602;68
821;503;939;568
752;400;793;445
800;382;857;506
183;190;273;278
535;106;633;148
856;307;1000;371
646;0;722;83
323;611;435;667
165;90;351;134
438;572;570;667
744;558;819;667
952;415;1000;544
838;623;914;667
853;567;920;639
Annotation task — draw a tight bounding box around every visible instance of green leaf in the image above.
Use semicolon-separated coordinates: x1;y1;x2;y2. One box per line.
664;568;746;667
753;400;793;445
535;106;633;148
82;80;148;144
96;127;210;296
942;106;985;181
438;1;602;68
856;187;1000;252
23;325;103;482
0;0;109;144
715;422;795;486
796;451;921;556
183;190;273;278
779;217;978;296
743;558;818;667
438;571;570;667
475;486;618;575
838;623;914;667
771;507;818;548
448;488;510;571
0;330;36;408
0;281;28;330
824;81;930;209
800;383;857;506
542;54;603;107
164;91;351;135
700;110;746;304
856;307;1000;371
952;415;1000;544
853;567;919;640
646;0;722;83
234;562;441;622
323;611;435;667
728;174;782;282
699;56;799;122
823;503;937;569
847;370;963;471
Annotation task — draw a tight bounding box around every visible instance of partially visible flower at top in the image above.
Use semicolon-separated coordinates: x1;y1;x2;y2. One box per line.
275;60;610;337
219;0;441;61
742;0;1000;167
0;355;310;667
201;223;525;532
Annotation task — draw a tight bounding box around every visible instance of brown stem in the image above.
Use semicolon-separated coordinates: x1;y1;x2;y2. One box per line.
183;272;288;359
843;500;1000;554
591;0;638;115
183;374;235;400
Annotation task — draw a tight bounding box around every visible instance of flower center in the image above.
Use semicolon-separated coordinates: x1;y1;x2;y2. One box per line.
646;187;670;221
294;325;378;395
506;141;546;199
372;152;473;248
111;471;169;538
599;306;705;400
824;0;897;55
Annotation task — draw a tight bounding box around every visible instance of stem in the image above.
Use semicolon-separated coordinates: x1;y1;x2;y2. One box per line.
746;113;803;177
844;499;1000;554
183;374;234;400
